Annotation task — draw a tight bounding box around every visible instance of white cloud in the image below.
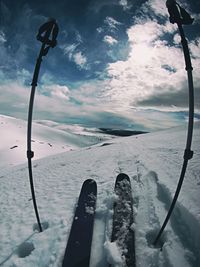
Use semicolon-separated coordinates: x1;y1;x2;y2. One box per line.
62;43;78;60
104;16;122;31
61;44;87;69
0;81;194;131
190;38;200;59
163;21;177;34
0;31;6;43
40;72;56;86
173;33;181;45
97;17;122;37
75;31;83;43
1;0;199;130
0;32;12;69
97;27;103;33
104;18;200;109
119;0;131;10
142;0;168;17
73;52;87;68
127;20;164;44
0;81;96;121
46;85;70;100
103;35;118;45
0;82;29;118
16;68;32;83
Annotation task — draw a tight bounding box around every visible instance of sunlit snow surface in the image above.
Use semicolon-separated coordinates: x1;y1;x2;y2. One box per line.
0;115;111;168
0;115;199;267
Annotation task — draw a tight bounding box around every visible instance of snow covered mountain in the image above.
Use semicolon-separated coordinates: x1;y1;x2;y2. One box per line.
0;115;112;168
0;117;199;267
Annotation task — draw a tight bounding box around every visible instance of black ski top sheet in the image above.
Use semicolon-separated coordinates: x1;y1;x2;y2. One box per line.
62;179;97;267
111;173;135;267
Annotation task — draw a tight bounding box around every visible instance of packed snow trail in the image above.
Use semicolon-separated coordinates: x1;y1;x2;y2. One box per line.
0;124;199;266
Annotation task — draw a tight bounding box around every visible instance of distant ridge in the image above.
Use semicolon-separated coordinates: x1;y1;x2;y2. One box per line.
98;128;148;137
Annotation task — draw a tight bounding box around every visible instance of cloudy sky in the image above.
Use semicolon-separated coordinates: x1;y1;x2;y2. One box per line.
0;0;200;131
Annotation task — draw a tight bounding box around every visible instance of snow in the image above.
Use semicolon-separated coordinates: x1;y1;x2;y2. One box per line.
0;115;199;267
104;241;123;266
0;115;111;168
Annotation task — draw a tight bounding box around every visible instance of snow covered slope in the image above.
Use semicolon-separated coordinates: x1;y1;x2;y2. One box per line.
0;122;199;267
0;115;111;168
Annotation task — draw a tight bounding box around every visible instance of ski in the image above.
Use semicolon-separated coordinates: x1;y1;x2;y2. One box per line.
110;173;135;267
62;179;97;267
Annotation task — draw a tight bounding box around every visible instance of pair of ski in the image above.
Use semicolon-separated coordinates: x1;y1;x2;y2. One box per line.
62;173;135;267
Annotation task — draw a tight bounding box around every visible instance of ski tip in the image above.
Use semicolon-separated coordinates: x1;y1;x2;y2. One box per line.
82;179;97;192
116;173;130;181
84;178;96;185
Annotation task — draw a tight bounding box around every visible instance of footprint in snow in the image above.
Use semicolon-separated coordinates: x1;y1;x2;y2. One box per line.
17;242;35;258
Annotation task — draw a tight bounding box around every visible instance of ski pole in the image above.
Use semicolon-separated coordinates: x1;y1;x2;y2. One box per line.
153;0;194;246
27;18;59;232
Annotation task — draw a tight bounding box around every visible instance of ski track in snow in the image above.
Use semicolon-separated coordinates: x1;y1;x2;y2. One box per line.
0;124;200;267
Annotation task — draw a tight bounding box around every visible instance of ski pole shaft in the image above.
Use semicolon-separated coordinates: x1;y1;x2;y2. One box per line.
185;71;194;150
153;160;188;245
27;157;43;232
27;43;45;154
154;2;194;245
27;19;58;233
27;44;45;233
154;25;194;246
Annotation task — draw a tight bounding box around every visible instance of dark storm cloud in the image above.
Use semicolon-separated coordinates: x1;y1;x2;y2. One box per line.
137;83;200;109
